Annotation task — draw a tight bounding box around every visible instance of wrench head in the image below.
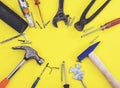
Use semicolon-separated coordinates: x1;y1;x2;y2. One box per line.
52;10;69;27
12;46;44;65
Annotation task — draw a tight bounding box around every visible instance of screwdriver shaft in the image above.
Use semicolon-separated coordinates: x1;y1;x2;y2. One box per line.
81;28;101;38
31;63;49;88
37;5;45;28
81;18;120;38
0;33;23;44
81;80;87;88
39;63;49;77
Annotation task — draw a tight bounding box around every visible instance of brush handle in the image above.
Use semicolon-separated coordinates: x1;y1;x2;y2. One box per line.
88;52;120;88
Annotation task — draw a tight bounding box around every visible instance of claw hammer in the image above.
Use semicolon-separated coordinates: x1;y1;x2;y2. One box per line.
0;46;44;88
77;42;120;88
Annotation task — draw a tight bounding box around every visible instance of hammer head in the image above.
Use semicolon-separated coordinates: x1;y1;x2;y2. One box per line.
77;41;100;61
12;46;44;65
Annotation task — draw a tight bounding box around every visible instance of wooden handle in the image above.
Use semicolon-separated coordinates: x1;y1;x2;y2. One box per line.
88;52;120;88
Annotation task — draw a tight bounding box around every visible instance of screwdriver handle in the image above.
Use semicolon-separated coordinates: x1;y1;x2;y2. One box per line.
34;0;40;5
101;18;120;30
31;77;40;88
64;84;69;88
0;78;9;88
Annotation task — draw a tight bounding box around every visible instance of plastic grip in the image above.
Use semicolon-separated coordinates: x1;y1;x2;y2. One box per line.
0;78;9;88
31;77;40;88
102;18;120;30
34;0;40;5
64;84;69;88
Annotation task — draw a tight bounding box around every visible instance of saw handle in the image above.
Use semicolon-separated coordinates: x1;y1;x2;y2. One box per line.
101;18;120;30
0;78;9;88
88;52;120;88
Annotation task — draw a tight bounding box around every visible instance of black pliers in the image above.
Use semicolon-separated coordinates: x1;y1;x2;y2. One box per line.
74;0;111;31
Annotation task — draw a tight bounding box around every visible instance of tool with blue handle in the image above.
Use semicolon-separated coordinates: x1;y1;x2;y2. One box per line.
77;42;120;88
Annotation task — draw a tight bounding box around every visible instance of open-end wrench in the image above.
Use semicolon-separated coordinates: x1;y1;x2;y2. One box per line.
52;0;69;27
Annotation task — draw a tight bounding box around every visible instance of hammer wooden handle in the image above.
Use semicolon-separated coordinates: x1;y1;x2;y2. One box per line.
88;52;120;88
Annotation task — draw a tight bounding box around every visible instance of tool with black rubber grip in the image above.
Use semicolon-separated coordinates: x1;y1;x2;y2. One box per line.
0;1;28;33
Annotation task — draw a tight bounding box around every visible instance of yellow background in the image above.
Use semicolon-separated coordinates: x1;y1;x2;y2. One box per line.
0;0;120;88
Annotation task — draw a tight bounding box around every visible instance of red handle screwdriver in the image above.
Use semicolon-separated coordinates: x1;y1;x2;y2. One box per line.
81;18;120;38
34;0;45;28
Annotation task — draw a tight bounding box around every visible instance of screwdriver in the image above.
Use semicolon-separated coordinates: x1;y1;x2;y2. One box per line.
61;61;69;88
81;18;120;38
34;0;45;28
31;63;49;88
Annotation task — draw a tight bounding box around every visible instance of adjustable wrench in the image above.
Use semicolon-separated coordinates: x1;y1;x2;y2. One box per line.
52;0;69;27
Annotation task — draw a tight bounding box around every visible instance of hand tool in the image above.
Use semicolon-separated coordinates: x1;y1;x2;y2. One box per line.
0;33;24;44
61;61;69;88
77;41;120;88
83;26;94;32
89;36;99;44
44;20;50;27
70;64;86;88
18;0;35;27
31;12;36;28
74;0;110;31
46;64;59;74
18;39;32;44
0;46;44;88
67;17;75;27
81;18;120;38
0;1;28;33
31;63;48;88
52;0;69;27
36;21;42;29
34;0;45;28
21;33;32;44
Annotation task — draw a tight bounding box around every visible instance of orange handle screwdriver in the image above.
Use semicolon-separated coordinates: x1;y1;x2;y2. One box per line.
81;18;120;38
34;0;45;28
34;0;40;5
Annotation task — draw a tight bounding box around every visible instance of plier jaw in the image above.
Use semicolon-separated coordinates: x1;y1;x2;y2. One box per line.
75;0;111;31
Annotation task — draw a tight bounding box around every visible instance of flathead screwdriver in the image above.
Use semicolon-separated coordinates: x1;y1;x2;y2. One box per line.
34;0;45;28
81;18;120;38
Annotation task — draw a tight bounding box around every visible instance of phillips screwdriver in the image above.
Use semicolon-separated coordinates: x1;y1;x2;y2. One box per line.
31;63;49;88
81;18;120;38
61;61;69;88
34;0;45;28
